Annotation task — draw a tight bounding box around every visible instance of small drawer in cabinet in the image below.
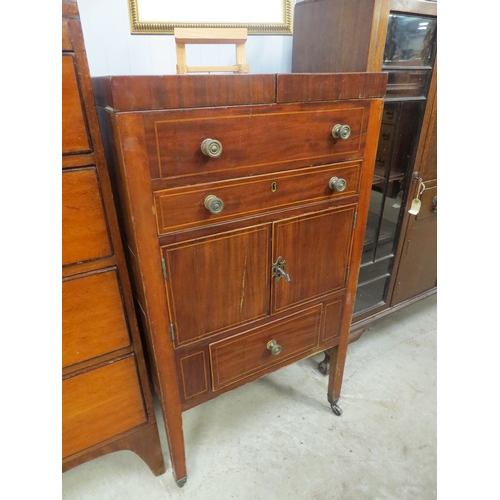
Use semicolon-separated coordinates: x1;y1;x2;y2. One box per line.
381;103;398;125
209;304;322;392
146;102;367;181
378;123;395;146
154;161;361;234
62;356;147;459
62;167;112;266
63;269;131;368
62;54;90;154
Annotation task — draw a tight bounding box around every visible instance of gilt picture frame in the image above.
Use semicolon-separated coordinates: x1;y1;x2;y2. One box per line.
128;0;293;35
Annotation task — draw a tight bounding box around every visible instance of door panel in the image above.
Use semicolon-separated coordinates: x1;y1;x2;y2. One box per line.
272;205;356;313
163;224;271;346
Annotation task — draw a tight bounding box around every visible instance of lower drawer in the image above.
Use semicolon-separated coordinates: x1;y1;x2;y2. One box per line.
62;356;147;459
209;304;322;392
62;167;112;265
62;269;131;368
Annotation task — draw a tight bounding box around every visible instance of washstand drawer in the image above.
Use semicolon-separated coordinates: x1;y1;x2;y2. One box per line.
209;305;322;392
147;102;367;181
62;269;131;368
62;167;112;265
62;356;147;459
154;161;361;234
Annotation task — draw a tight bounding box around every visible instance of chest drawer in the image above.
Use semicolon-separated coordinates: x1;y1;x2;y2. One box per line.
154;161;361;234
145;101;368;183
62;270;131;368
62;356;147;459
62;54;90;154
209;304;322;392
62;167;112;265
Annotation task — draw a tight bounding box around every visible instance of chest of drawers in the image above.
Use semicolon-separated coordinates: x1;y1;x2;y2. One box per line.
62;0;164;476
94;73;386;486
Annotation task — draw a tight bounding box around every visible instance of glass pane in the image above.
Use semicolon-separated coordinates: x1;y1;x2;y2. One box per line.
362;187;385;265
375;186;400;260
383;13;437;67
353;276;390;315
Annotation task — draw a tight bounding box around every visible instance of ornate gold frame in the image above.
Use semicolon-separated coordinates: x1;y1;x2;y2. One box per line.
128;0;293;35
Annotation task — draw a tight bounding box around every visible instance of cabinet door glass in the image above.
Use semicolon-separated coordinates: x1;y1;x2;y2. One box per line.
384;13;437;67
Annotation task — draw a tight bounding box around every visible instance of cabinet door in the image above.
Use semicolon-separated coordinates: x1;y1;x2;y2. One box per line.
162;224;271;347
391;185;437;305
272;205;356;313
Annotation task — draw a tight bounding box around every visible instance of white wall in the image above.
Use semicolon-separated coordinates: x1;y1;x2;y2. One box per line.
77;0;297;76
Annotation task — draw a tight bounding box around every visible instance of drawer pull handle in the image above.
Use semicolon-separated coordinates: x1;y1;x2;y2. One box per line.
204;195;224;214
329;176;347;192
267;340;282;356
201;138;223;158
331;124;351;140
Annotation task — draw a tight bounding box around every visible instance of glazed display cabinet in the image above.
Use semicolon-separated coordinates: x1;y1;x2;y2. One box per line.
292;0;437;353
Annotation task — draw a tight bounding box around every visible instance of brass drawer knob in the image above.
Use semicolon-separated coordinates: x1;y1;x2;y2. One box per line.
267;340;282;356
201;138;223;158
329;176;347;192
204;195;224;214
331;124;351;140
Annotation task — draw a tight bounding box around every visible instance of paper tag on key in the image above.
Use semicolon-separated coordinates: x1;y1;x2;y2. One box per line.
408;179;425;215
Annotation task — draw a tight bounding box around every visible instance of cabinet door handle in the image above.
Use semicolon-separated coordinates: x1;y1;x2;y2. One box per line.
201;138;223;158
432;195;437;213
331;124;351;140
272;256;290;282
329;176;347;192
204;195;224;214
267;340;282;356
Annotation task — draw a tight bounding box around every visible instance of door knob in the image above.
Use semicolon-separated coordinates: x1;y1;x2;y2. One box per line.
331;124;351;140
267;340;282;356
329;176;347;192
201;138;223;158
204;195;224;214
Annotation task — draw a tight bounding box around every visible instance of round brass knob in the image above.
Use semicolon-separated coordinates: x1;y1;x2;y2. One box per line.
204;195;224;214
201;138;223;158
267;340;282;356
331;124;351;140
329;176;347;192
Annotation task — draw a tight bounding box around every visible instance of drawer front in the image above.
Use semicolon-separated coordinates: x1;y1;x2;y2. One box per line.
154;161;361;234
62;356;147;459
62;54;90;154
379;123;395;146
210;304;322;392
62;167;112;265
62;270;131;368
62;19;72;51
146;102;368;182
381;102;398;125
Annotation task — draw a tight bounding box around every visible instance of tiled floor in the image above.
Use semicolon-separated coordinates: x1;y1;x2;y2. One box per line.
62;294;437;499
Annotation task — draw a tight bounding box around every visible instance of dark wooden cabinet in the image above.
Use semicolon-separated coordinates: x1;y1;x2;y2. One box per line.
62;0;165;476
292;0;437;351
93;73;386;486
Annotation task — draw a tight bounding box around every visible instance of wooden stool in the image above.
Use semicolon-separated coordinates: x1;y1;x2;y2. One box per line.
174;28;250;74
